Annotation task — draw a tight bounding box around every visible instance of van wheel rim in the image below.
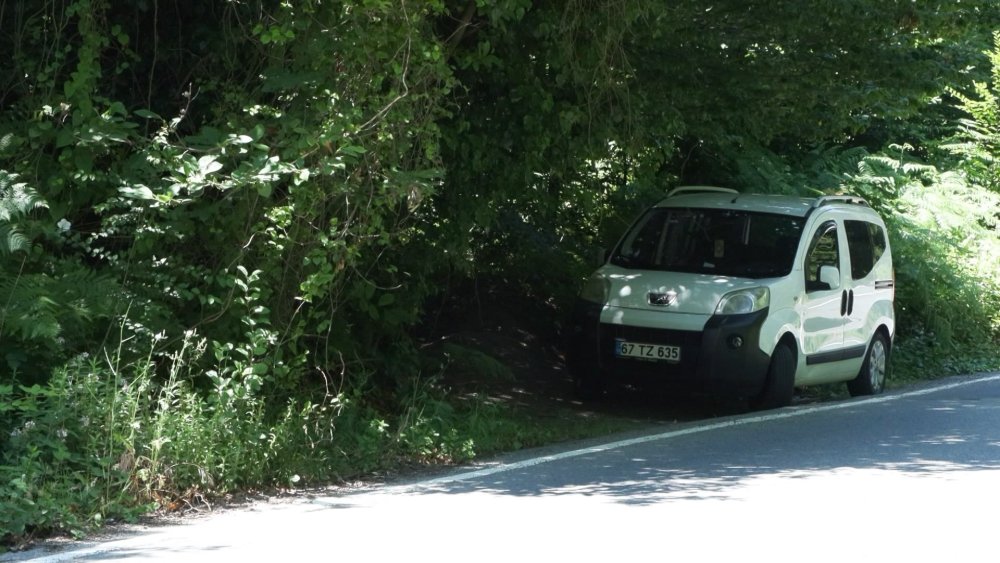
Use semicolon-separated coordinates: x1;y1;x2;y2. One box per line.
869;339;886;391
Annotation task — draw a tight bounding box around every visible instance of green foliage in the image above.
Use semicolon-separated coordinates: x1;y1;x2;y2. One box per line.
0;0;453;379
0;171;119;378
945;31;1000;192
5;335;603;547
0;265;118;378
1;0;993;384
1;369;147;546
395;375;476;463
0;171;46;255
3;0;1000;549
430;1;1000;313
439;343;515;383
0;0;459;546
843;149;1000;373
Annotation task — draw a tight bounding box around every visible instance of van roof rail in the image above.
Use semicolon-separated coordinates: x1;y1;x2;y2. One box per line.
811;195;870;210
666;186;740;198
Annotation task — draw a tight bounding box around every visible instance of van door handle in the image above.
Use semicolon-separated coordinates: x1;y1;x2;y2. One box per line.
840;290;848;316
848;289;855;316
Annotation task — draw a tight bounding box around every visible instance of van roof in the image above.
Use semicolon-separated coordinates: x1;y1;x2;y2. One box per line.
654;188;874;220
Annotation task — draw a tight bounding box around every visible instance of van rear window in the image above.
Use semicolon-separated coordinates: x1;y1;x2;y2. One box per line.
845;219;887;280
610;208;805;279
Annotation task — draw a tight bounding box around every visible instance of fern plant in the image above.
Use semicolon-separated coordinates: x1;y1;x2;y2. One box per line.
0;171;122;381
0;266;120;381
943;30;1000;192
0;171;46;255
844;149;1000;352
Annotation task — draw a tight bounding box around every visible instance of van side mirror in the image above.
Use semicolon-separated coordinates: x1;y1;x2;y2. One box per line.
819;265;841;290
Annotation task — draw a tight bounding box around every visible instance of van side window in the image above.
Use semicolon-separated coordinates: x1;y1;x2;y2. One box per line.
868;222;887;265
844;220;886;280
805;221;839;291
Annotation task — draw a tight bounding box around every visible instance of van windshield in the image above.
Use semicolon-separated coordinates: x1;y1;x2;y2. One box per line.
610;207;805;279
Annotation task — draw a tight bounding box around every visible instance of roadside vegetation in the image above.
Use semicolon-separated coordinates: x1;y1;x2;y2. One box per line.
2;1;1000;549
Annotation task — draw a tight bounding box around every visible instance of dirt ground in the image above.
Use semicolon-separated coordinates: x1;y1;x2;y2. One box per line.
422;289;757;424
421;278;836;424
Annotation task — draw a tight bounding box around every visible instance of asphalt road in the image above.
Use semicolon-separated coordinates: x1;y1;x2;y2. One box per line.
9;373;1000;562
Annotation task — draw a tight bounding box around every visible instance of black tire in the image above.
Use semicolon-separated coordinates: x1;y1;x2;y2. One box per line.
753;342;796;410
848;332;889;397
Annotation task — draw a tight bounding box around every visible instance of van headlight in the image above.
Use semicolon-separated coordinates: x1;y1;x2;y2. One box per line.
715;287;770;315
579;274;610;304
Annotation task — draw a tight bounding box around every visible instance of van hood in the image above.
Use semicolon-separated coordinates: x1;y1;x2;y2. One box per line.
597;265;763;314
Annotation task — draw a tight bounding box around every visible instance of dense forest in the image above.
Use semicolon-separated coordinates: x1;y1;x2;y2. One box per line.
3;0;1000;546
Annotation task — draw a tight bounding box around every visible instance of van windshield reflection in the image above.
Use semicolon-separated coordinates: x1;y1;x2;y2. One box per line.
610;208;805;279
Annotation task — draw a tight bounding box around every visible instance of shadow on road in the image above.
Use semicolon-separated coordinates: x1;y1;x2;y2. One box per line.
396;378;1000;506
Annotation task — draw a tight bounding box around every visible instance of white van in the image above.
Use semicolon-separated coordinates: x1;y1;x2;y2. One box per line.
568;186;895;409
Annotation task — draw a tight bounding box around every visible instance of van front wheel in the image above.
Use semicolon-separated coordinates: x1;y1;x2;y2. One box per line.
753;343;795;410
848;332;889;397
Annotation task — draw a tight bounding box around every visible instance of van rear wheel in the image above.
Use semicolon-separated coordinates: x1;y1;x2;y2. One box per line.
848;332;889;397
753;343;795;410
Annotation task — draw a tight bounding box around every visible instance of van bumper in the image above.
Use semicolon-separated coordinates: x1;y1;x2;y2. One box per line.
568;301;772;398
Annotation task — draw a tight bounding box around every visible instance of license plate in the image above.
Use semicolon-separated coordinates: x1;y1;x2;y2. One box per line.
614;339;681;363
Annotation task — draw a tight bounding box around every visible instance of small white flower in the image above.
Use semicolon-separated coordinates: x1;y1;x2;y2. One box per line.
57;218;71;232
56;428;68;439
80;416;91;427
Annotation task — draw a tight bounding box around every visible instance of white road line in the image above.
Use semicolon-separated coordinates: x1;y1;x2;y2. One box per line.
397;373;1000;490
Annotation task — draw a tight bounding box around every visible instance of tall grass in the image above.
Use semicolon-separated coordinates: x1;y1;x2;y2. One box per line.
4;327;614;549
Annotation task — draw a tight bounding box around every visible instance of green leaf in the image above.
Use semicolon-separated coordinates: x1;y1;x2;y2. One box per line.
186;127;225;147
73;149;94;173
119;185;157;200
198;155;223;175
56;128;76;148
338;145;367;157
